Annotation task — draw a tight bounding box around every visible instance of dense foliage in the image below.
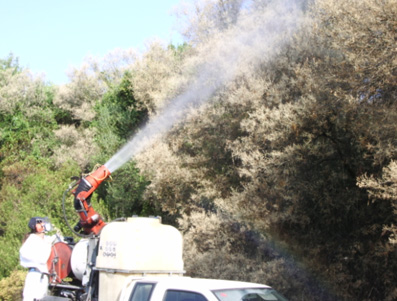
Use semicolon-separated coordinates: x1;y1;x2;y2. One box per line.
0;0;395;300
138;0;397;299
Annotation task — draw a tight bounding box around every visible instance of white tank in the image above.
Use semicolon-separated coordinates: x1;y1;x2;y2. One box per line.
70;239;89;281
95;217;184;300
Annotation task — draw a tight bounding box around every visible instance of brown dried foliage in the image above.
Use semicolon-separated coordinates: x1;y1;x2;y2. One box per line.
136;0;397;299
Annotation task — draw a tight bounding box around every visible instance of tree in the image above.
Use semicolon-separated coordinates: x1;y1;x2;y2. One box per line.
136;0;396;299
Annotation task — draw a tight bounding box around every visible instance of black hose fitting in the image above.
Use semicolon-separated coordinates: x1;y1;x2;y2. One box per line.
73;178;92;210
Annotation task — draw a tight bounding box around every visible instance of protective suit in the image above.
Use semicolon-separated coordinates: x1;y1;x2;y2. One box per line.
20;217;52;301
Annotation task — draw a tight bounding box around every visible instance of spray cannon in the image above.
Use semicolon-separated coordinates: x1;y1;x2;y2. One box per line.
71;165;111;235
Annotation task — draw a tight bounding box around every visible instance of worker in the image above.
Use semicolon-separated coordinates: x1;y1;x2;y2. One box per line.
19;217;53;301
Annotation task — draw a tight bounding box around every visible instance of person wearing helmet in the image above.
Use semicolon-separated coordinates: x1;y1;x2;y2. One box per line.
19;217;53;301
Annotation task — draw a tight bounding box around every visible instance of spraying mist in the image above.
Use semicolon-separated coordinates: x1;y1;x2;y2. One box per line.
105;0;307;173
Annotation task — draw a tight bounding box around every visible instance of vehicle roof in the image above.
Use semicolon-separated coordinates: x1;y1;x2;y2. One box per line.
129;276;271;291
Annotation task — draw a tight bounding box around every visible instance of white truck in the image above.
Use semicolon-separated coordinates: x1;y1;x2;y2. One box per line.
47;217;287;301
42;166;287;300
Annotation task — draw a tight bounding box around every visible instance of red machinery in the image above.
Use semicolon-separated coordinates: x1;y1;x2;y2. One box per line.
47;242;73;284
47;165;111;287
71;165;111;235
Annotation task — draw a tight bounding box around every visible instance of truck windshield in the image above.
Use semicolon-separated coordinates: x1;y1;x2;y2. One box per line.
129;283;156;301
212;288;288;301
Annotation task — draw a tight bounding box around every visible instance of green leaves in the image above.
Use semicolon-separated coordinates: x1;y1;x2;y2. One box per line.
97;72;147;140
0;158;80;278
100;161;152;218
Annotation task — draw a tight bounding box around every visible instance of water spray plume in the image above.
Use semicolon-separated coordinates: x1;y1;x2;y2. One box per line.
105;0;307;173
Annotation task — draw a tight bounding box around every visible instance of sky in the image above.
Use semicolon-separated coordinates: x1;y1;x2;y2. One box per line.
0;0;183;85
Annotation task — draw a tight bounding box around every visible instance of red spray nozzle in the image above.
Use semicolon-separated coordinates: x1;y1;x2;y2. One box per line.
83;165;111;193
